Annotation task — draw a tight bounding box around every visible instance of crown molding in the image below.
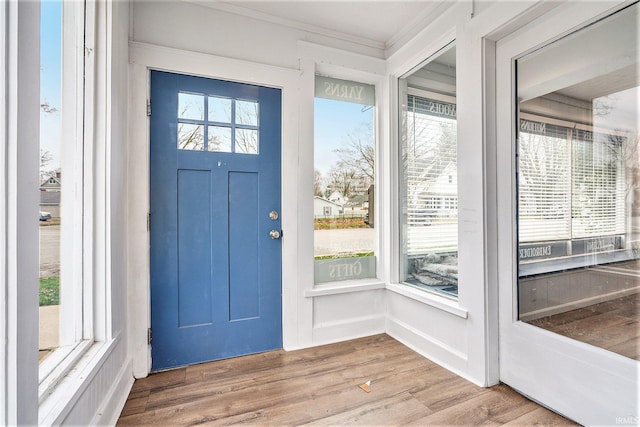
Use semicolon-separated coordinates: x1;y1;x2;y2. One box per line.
185;0;387;51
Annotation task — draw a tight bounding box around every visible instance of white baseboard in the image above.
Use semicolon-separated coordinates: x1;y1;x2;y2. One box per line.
312;314;385;347
91;359;134;426
385;315;483;386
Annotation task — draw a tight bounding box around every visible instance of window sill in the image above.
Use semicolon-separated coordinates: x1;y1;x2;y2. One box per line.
386;282;468;319
39;340;93;403
38;333;120;426
305;279;386;297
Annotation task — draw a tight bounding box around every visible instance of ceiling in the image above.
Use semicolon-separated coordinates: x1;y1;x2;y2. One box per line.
189;1;452;51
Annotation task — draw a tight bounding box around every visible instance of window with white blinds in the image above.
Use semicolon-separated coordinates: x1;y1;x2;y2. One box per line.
405;95;458;256
518;119;625;243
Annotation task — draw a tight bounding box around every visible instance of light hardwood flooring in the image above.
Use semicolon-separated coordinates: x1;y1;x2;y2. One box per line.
529;292;640;360
118;334;575;426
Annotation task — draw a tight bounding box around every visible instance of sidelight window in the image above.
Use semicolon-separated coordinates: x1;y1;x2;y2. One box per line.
313;75;376;284
399;42;459;299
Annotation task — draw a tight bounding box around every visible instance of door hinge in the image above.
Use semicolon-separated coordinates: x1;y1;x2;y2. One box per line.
147;212;150;231
147;328;152;345
147;99;151;116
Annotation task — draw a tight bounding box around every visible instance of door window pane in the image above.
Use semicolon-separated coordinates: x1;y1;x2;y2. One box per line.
314;76;376;284
178;92;204;120
208;96;232;123
399;43;458;299
517;3;639;360
235;128;258;154
178;124;204;150
236;100;259;126
208;126;232;152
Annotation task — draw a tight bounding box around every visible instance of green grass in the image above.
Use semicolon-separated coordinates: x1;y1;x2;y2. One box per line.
314;217;368;230
314;252;374;260
39;277;60;306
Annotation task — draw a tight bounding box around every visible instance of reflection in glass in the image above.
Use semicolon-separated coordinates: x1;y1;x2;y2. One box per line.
208;126;232;152
178;124;204;150
399;43;458;299
235;128;258;154
208;96;231;123
178;92;204;120
517;4;639;360
236;100;259;126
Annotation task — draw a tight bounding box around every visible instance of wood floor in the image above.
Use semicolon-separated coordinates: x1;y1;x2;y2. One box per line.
529;292;640;360
118;334;575;426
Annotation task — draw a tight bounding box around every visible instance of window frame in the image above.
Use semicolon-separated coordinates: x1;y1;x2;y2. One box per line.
37;1;114;418
37;0;93;399
397;47;460;300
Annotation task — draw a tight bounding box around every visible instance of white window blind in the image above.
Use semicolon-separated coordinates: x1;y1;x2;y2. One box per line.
571;129;626;238
405;95;457;256
518;119;625;243
518;121;571;242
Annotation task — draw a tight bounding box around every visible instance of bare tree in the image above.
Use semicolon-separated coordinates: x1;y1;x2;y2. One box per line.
327;167;359;199
404;120;457;208
234;101;259;154
178;124;204;150
39;150;57;181
314;169;324;197
41;100;58;114
333;123;374;182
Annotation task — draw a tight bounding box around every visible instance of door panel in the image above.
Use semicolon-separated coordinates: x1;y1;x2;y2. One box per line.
150;71;282;371
177;169;212;327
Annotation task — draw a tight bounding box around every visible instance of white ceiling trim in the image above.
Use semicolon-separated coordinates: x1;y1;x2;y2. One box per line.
186;0;387;51
384;1;453;54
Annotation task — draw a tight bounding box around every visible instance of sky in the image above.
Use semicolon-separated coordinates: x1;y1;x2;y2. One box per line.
40;0;62;173
314;97;374;178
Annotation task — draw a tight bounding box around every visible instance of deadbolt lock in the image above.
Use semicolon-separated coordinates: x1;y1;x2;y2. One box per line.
269;230;281;240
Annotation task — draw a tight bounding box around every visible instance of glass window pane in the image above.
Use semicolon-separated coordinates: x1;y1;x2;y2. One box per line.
178;124;204;150
314;76;376;284
236;100;258;126
399;43;458;299
208;96;231;123
39;0;63;364
516;3;639;361
235;128;258;154
178;92;204;120
208;126;232;152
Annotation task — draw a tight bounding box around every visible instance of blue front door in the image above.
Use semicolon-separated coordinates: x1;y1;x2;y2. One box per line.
150;71;282;371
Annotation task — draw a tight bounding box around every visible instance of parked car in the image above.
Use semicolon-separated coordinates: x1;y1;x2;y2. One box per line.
40;211;52;221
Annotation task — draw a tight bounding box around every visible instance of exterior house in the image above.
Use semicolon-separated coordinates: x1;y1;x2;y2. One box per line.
39;172;61;217
40;173;61;192
327;190;348;206
2;1;638;426
39;190;60;218
313;196;343;218
343;193;369;217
